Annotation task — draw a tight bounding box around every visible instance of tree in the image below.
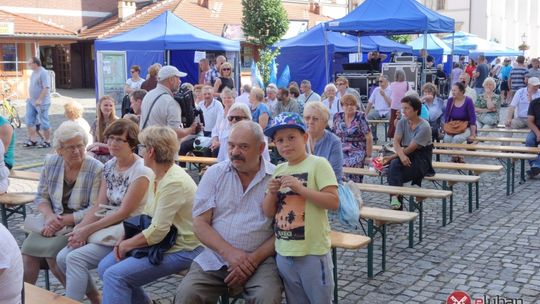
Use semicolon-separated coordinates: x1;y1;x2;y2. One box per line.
242;0;288;86
388;34;412;45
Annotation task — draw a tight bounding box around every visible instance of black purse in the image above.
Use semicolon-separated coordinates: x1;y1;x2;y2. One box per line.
123;214;178;265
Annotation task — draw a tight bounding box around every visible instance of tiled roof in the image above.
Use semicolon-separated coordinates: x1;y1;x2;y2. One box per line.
0;10;77;39
81;0;330;40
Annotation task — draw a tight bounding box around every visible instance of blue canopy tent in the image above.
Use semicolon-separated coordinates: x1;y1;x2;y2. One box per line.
325;0;455;87
275;24;411;93
441;33;521;58
95;11;240;101
408;34;469;73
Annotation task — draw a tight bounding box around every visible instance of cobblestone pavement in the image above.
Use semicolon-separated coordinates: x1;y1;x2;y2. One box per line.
5;89;540;303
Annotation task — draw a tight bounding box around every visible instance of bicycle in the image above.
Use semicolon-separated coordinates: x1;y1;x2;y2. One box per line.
0;90;22;128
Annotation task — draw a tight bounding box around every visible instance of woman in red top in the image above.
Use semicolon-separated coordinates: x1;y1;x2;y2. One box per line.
464;59;476;83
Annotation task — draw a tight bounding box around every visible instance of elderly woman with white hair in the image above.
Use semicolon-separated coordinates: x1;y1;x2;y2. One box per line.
303;101;343;181
322;83;340;126
474;77;501;128
21;121;103;288
214;102;270;162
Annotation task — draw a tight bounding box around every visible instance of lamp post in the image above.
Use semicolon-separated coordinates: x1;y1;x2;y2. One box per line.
519;32;529;55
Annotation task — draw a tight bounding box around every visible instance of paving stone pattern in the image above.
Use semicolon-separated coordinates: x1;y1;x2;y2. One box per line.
6;89;540;303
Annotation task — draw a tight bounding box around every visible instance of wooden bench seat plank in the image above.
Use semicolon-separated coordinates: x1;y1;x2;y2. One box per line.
478;128;529;134
475;136;526;143
432;162;502;172
355;183;452;199
24;283;80;304
330;231;371;249
424;173;480;183
434;143;540;154
433;149;537;160
361;207;417;223
0;193;36;205
178;156;217;165
9;170;41;181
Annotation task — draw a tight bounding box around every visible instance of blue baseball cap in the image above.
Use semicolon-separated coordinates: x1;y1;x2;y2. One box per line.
264;112;306;139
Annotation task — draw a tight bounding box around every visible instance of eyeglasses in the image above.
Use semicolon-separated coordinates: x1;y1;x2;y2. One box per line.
130;70;136;73
62;144;85;152
106;135;129;144
222;68;231;71
228;116;248;122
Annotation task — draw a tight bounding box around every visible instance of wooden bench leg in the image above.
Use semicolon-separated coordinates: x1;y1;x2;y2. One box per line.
475;181;480;210
366;219;384;278
332;247;338;304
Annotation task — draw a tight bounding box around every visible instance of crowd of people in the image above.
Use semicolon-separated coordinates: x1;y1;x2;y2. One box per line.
1;52;540;304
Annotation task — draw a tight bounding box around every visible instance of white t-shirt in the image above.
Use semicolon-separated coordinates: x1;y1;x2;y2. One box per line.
511;87;540;118
368;87;392;116
199;99;224;133
0;224;23;304
126;78;144;91
297;91;321;104
103;157;153;214
322;98;341;127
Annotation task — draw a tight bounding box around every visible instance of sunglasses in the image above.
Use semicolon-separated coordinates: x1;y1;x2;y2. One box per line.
228;116;247;122
222;68;231;71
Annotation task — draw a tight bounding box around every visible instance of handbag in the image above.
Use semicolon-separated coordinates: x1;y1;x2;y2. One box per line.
122;214;178;265
23;213;72;236
443;99;469;135
87;204;124;246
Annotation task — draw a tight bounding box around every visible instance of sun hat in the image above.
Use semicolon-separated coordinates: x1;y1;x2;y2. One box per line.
528;77;540;86
263;112;306;139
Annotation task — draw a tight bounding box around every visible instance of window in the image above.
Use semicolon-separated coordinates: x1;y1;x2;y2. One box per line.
1;44;16;72
436;0;445;10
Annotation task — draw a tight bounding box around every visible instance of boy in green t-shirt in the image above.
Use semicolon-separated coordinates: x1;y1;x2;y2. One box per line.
262;112;339;303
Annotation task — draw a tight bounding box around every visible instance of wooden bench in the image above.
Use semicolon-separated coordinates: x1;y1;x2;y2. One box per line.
0;192;35;228
344;167;481;226
433;149;537;195
474;136;526;144
367;119;390;142
478;128;530;134
434;142;540;154
354;183;452;248
9;170;41;181
24;282;80;304
360;207;417;278
330;231;371;303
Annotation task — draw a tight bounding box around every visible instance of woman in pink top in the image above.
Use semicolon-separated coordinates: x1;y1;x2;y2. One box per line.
388;69;409;138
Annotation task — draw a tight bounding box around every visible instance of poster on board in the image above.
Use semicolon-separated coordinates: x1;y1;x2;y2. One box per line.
96;51;127;105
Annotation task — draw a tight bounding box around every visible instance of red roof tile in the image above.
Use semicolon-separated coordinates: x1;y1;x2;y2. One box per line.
81;0;330;40
0;10;76;38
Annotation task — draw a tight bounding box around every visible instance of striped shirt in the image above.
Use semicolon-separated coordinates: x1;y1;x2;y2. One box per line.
510;67;528;90
35;154;103;224
192;159;275;271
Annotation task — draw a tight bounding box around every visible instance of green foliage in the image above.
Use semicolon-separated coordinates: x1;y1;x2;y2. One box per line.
242;0;288;85
388;34;412;44
242;0;289;47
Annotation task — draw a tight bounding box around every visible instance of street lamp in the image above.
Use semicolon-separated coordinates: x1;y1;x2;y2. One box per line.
519;32;529;55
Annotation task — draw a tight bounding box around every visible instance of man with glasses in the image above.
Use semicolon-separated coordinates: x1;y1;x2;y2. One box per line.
365;75;392;141
140;66;199;140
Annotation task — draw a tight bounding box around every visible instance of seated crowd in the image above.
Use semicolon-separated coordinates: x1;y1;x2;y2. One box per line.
5;54;540;304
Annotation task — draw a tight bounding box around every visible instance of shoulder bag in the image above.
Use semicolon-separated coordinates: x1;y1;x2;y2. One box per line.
443;99;468;135
87;204;125;246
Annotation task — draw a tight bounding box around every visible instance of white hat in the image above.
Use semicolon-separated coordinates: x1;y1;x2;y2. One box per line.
157;65;187;81
528;77;540;86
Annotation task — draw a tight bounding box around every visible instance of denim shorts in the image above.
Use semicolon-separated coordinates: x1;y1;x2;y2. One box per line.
25;101;51;130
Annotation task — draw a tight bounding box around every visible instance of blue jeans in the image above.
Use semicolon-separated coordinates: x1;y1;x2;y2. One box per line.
25;101;51;129
526;131;540;169
98;246;203;304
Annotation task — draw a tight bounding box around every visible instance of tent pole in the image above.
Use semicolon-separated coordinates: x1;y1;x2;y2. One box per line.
450;31;455;94
421;31;427;89
323;27;330;85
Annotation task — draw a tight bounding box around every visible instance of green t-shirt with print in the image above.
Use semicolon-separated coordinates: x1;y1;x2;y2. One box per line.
272;154;338;256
